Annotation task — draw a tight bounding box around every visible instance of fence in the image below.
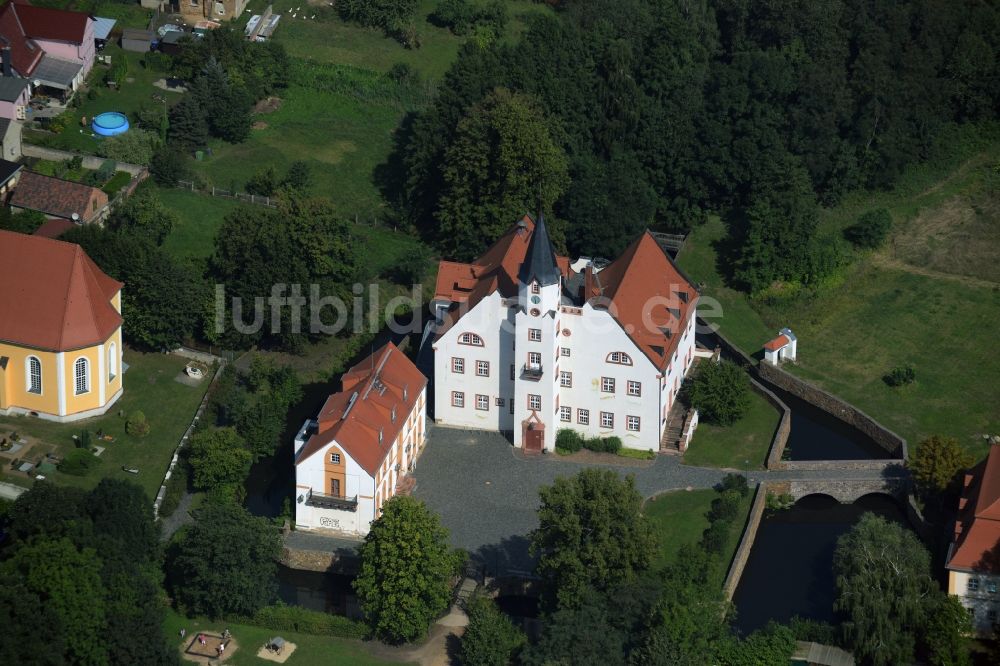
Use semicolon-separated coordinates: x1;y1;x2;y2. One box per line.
175;180;278;208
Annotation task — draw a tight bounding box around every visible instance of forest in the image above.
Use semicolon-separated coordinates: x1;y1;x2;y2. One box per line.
392;0;1000;292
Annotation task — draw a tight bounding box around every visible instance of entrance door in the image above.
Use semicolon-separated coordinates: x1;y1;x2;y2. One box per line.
330;478;341;498
525;427;543;453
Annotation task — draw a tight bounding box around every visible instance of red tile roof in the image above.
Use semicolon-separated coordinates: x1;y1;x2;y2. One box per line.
948;445;1000;573
295;342;427;477
0;1;43;76
10;171;108;222
32;218;75;239
0;229;123;351
584;232;698;370
764;334;791;352
14;3;89;43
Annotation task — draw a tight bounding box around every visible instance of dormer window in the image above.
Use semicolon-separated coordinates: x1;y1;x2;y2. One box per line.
459;332;484;346
531;282;540;294
379;429;384;444
391;406;397;422
607;352;633;365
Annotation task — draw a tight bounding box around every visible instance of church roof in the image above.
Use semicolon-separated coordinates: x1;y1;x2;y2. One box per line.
948;445;1000;573
0;229;122;351
517;215;560;287
295;342;427;477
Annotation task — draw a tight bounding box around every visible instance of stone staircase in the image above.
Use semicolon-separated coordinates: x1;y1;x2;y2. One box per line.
659;403;688;455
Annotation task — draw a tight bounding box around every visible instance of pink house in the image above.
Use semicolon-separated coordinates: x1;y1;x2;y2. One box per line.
0;78;30;121
0;0;95;94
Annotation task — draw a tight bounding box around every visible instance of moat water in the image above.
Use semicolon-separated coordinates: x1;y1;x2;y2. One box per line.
731;494;911;635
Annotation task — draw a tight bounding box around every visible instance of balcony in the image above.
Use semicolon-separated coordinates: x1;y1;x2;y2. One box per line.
305;489;358;511
521;363;544;380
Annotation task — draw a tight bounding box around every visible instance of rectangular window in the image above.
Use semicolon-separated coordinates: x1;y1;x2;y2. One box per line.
601;377;615;393
451;357;464;374
560;371;572;387
528;394;541;410
968;578;980;592
528;328;542;342
600;411;614;428
559;406;572;422
988;581;998;594
495;397;505;407
509;401;515;414
330;453;341;464
627;380;641;397
531;283;540;294
577;408;589;425
528;352;542;366
476;394;489;411
561;347;570;357
476;360;490;377
451;391;464;408
627;415;640;432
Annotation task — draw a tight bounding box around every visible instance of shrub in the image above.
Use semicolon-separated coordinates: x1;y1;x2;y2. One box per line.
159;463;188;518
765;492;795;510
246;603;366;638
688;360;751;426
150;144;191;186
66;155;83;171
126;411;151;437
106;56;128;88
718;473;750;497
556;429;583;453
432;0;474;34
98;129;158;166
59;448;101;476
709;489;742;523
461;594;526;666
246;167;279;196
883;364;915;387
599;436;622;454
701;519;729;554
844;208;892;249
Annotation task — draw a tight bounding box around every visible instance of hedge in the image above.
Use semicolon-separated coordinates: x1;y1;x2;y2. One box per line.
240;604;367;639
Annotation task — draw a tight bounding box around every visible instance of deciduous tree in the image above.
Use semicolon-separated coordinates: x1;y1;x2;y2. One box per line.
687;360;751;426
107;188;179;246
353;496;464;643
909;435;973;498
187;427;252;493
461;594;525;666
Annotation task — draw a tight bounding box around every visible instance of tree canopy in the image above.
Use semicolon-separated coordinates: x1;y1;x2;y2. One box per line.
908;435;974;498
687;360;752;426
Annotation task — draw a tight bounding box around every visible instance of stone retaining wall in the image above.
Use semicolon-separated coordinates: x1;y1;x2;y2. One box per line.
751;378;791;470
780;459;904;472
722;482;768;601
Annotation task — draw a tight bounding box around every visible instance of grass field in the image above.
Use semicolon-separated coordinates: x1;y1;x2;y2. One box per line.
163;611;409;666
158;187;247;261
676;126;1000;460
0;352;211;499
683;390;781;470
645;488;752;575
256;0;552;80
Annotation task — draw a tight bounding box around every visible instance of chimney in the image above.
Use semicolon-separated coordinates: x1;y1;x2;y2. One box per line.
2;47;12;78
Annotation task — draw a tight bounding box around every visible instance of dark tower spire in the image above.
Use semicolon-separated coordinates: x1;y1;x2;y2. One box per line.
518;214;560;287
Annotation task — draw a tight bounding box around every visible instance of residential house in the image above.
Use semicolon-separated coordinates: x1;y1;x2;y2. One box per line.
946;443;1000;633
0;157;21;197
9;171;108;224
294;342;428;536
0;118;22;159
430;215;700;453
180;0;249;24
0;77;29;121
0;0;96;94
0;230;124;422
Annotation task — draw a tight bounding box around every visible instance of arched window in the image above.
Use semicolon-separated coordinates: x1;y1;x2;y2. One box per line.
108;342;117;382
26;356;42;394
458;332;484;346
74;357;90;395
607;351;633;365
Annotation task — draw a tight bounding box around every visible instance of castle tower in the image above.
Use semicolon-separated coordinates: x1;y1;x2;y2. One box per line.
513;216;561;452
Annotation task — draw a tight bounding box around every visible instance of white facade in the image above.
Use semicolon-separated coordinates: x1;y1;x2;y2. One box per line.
948;568;1000;633
293;385;427;536
432;272;698;453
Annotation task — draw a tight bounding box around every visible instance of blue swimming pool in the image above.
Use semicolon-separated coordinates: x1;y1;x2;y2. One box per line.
92;112;129;137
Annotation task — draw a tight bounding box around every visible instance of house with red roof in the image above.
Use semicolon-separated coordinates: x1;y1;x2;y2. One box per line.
293;342;428;536
430;214;700;453
0;229;124;422
763;328;797;365
0;0;96;98
947;444;1000;633
10;170;109;224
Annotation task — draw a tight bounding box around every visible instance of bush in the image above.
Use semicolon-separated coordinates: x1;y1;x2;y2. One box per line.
788;617;840;645
245;603;366;638
432;0;474;34
883;364;915;387
150;145;191;186
98;129;158;166
598;436;622;454
246;167;279;196
709;489;742;523
718;473;750;497
126;411;151;437
844;208;892;249
461;594;526;666
700;519;729;554
158;462;188;518
58;448;101;476
105;56;128;88
765;492;795;510
556;429;583;453
688;360;751;426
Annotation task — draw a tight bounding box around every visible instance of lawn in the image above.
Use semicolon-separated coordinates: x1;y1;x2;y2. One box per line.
24;44;177;154
645;488;752;575
187;84;403;216
683;390;781;470
157;186;247;261
676;127;1000;460
163;610;410;666
257;0;552;80
0;351;212;499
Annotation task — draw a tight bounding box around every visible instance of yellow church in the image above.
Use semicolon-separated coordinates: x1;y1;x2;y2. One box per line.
0;229;124;422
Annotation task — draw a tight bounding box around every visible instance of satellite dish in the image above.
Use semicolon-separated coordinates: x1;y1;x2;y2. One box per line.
71;213;80;222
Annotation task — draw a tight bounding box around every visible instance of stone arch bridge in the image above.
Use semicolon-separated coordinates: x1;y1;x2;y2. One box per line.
769;475;910;504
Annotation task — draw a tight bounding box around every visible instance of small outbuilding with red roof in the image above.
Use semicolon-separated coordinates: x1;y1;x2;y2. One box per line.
293;342;428;536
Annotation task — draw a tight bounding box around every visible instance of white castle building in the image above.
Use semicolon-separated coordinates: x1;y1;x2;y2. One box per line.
429;215;699;453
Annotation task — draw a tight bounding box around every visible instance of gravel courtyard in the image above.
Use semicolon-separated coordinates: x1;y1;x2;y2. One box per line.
411;425;729;574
